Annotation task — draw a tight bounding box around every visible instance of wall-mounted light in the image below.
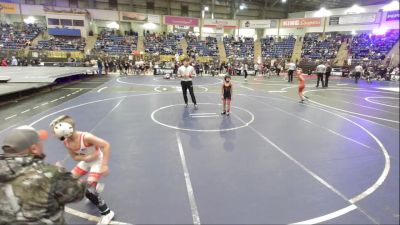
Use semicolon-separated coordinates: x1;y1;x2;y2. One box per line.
143;22;157;30
24;16;36;24
107;21;119;29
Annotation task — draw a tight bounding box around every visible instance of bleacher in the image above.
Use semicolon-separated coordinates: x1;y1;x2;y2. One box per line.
0;23;43;49
94;30;138;54
261;36;296;59
144;32;184;55
349;30;400;60
223;36;254;59
34;36;86;51
187;35;218;57
301;33;343;60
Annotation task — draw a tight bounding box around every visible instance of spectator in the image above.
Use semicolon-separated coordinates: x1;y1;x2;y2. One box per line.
0;126;85;224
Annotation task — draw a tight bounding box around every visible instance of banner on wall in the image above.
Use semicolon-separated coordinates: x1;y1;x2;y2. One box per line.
121;12;161;24
43;6;88;15
329;16;340;25
386;10;399;21
239;20;277;28
164;15;199;27
281;18;321;28
0;2;17;14
203;19;238;28
337;13;378;25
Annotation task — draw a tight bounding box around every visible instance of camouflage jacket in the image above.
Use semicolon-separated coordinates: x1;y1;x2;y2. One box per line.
0;155;85;225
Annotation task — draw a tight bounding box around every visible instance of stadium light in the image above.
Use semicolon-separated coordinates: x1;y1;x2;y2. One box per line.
143;22;157;30
204;6;209;11
372;27;388;35
382;1;399;11
239;4;247;10
345;4;365;14
314;7;332;17
24;16;36;24
107;21;119;29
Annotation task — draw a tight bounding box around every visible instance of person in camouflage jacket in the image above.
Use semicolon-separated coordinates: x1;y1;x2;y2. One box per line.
0;126;85;225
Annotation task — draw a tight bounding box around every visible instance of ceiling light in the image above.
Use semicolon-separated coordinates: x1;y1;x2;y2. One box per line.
204;6;209;11
383;1;399;11
282;0;287;3
314;7;332;17
345;4;365;14
239;4;247;10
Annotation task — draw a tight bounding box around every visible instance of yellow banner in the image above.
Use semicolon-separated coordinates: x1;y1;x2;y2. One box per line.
160;55;175;62
0;2;18;14
197;56;212;63
70;51;84;59
47;51;67;58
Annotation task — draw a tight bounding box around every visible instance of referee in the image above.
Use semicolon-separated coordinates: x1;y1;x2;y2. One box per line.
178;57;198;109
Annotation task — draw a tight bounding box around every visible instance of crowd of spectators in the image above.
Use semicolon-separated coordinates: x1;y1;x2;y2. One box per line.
301;33;343;60
33;36;86;51
223;36;254;59
187;35;218;57
0;23;44;49
144;32;184;55
261;35;295;59
349;30;399;60
94;29;138;54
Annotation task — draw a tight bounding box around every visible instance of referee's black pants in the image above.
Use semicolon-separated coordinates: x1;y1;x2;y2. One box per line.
181;81;197;104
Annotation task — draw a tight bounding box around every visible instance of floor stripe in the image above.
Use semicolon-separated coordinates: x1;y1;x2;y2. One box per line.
291;205;357;225
268;90;287;93
176;132;201;225
5;114;17;120
190;113;217;116
240;85;255;91
50;99;58;103
41;102;49;106
97;86;108;93
21;109;30;114
191;115;219;118
33;106;40;109
65;207;129;225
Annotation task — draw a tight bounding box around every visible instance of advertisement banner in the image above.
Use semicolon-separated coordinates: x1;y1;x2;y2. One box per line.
386;10;399;21
43;6;88;15
0;2;17;14
203;19;238;28
281;18;321;28
329;16;340;25
164;15;199;27
338;13;378;25
239;19;277;28
147;14;161;24
121;12;161;24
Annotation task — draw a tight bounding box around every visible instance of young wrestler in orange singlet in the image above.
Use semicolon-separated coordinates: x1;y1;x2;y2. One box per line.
297;68;309;103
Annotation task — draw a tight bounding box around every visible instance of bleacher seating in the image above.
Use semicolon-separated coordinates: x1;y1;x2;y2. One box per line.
34;36;85;51
301;33;343;60
349;30;399;60
0;23;43;49
144;32;183;55
223;36;254;59
94;30;138;54
187;35;218;57
261;36;295;59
